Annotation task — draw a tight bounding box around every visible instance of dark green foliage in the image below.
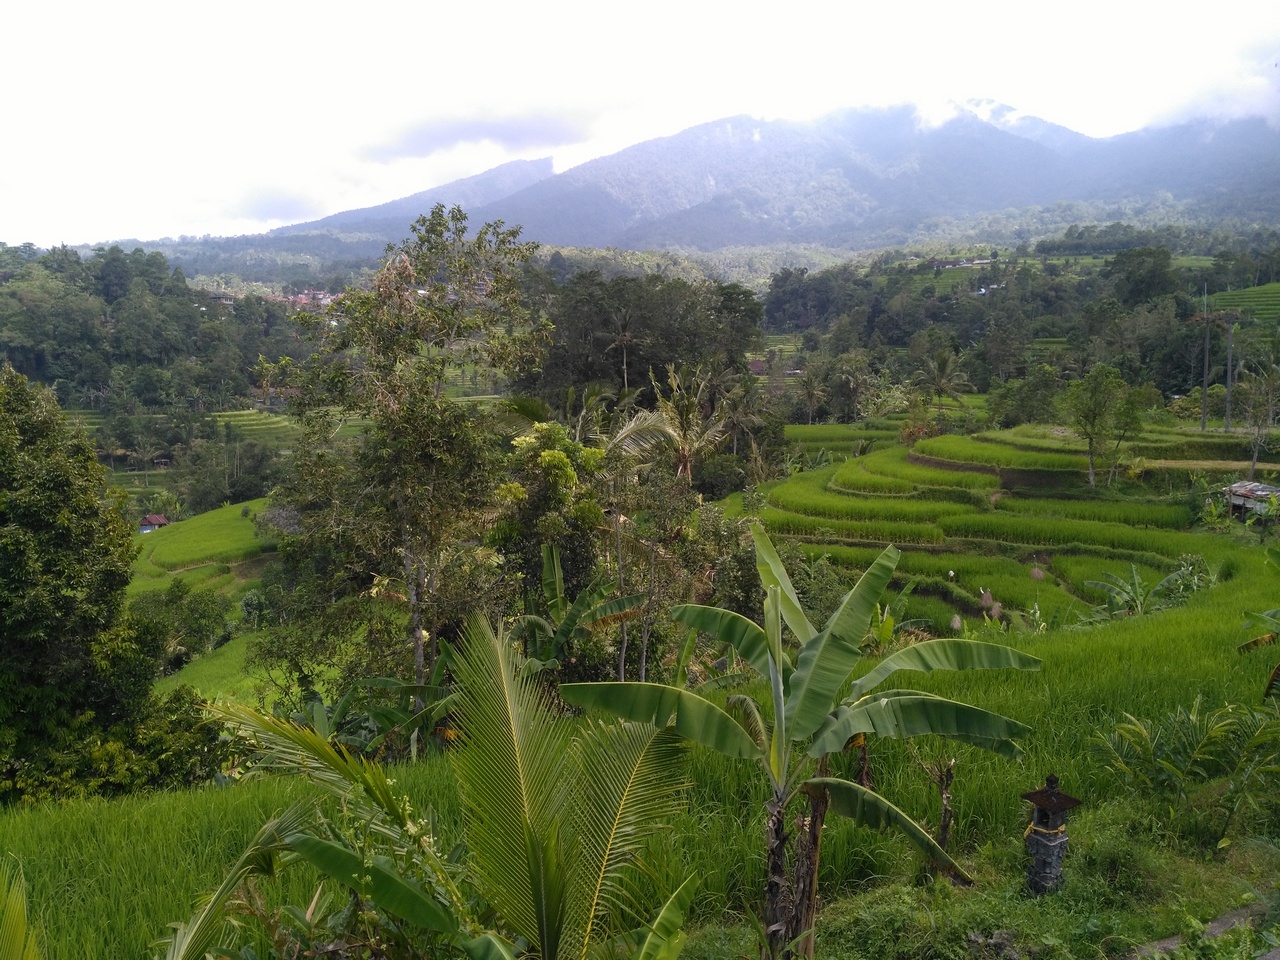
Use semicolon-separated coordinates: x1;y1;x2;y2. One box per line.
0;367;224;803
694;452;748;500
516;270;763;405
128;579;234;673
492;422;605;599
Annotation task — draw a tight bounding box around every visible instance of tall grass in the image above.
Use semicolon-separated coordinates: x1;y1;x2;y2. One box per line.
759;507;945;544
857;446;1000;490
5;546;1277;959
937;513;1219;559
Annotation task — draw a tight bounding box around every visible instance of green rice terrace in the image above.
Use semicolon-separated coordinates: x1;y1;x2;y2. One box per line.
4;415;1280;960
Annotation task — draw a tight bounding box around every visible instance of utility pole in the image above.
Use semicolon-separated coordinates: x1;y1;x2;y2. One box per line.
1201;284;1210;433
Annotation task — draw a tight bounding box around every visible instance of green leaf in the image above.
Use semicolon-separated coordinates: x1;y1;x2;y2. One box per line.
751;524;814;645
159;805;311;960
560;683;762;760
542;544;568;622
462;933;518;960
673;628;698;689
287;835;458;934
784;546;899;741
1;860;42;960
451;614;576;953
564;724;688;959
812;777;973;883
631;876;699;960
671;604;786;680
809;692;1031;759
848;638;1041;700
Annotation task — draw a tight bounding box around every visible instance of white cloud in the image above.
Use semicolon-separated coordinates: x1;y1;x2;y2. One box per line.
5;0;1280;245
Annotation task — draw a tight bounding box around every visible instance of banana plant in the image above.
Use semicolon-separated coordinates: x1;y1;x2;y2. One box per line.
562;525;1040;960
513;544;645;674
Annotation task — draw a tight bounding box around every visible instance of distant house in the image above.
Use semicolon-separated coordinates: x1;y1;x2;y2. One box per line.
1222;481;1280;517
140;514;170;533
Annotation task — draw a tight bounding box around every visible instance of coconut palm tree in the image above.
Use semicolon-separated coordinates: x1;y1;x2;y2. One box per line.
162;615;699;960
912;348;971;417
451;614;697;960
651;365;726;479
794;371;827;425
563;526;1040;960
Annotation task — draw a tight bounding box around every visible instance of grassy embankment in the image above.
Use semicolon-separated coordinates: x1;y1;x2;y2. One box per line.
132;499;275;704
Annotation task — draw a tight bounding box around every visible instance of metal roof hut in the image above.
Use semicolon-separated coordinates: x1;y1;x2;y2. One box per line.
1223;480;1280;518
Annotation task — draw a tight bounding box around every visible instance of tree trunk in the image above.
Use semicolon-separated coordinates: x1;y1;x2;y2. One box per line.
791;766;831;959
614;512;629;680
638;537;658;682
762;797;793;960
1201;314;1211;432
936;759;955;852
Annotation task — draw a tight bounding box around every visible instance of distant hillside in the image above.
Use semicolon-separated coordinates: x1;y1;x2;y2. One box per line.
118;159;554;286
468;107;1280;251
269;157;554;237
108;104;1280;284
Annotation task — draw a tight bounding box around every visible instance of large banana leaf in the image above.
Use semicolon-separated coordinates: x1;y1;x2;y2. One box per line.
542;543;569;622
784;546;899;742
671;604;787;680
812;777;973;884
808;692;1031;758
752;524;815;645
560;682;762;761
462;933;518;960
1;860;41;960
848;638;1041;700
286;835;458;934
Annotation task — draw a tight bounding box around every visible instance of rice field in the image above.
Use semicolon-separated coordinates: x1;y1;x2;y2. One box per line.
761;421;1254;635
129;498;274;600
1212;280;1280;320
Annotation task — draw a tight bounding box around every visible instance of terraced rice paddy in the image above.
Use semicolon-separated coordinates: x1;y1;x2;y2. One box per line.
130;498;274;601
775;422;1251;632
1212;281;1280;321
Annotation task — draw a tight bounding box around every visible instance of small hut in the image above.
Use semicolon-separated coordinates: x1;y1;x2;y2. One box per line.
1222;481;1280;518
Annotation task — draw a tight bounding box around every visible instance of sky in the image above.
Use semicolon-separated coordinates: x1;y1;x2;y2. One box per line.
6;1;1280;248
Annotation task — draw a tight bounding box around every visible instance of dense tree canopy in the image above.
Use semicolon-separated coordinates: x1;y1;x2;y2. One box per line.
0;366;218;802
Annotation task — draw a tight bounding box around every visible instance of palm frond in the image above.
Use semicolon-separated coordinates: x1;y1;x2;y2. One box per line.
213;704;408;832
564;723;688;959
157;804;312;960
1;860;42;960
451;613;576;955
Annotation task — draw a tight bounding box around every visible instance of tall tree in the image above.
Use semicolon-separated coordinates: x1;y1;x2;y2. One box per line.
1061;363;1129;488
0;364;147;800
267;205;543;689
